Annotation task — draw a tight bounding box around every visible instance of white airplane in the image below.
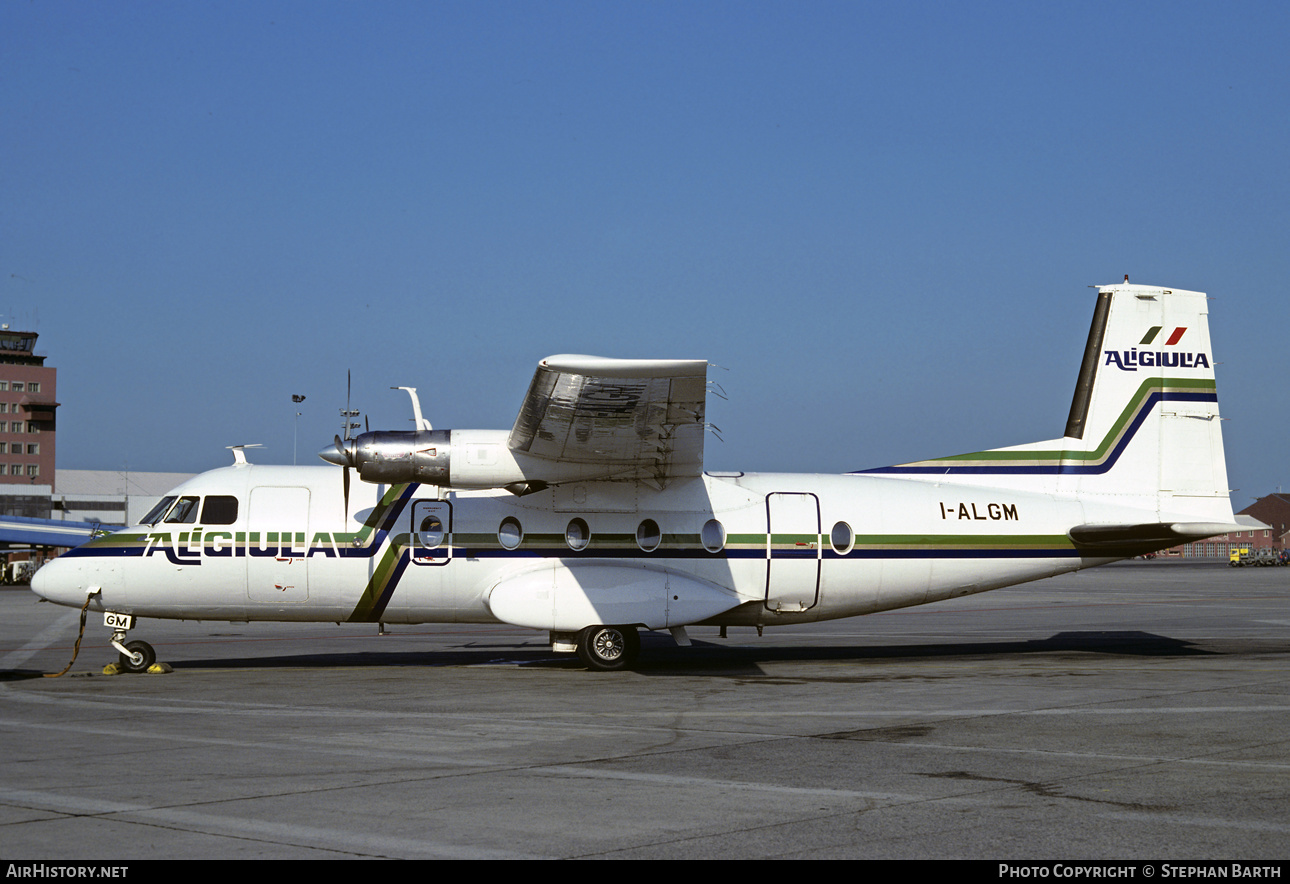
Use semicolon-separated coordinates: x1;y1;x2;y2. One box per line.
32;281;1237;671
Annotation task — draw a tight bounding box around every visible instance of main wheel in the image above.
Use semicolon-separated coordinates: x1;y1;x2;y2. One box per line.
576;625;640;671
118;639;155;673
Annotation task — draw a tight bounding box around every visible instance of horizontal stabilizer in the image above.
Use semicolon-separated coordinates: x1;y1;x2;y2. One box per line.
1067;521;1238;553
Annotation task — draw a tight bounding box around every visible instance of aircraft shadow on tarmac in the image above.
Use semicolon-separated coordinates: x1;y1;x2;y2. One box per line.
3;629;1229;681
16;628;1203;678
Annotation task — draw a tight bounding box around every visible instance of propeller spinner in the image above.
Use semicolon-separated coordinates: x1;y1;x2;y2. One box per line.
320;434;357;519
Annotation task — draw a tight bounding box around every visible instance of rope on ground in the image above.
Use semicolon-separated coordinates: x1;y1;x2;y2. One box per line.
42;594;93;678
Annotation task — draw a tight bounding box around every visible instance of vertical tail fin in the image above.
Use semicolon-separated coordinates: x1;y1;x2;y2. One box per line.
1057;282;1230;519
866;282;1234;523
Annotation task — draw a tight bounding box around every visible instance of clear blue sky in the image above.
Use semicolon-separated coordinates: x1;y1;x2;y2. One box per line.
3;1;1286;504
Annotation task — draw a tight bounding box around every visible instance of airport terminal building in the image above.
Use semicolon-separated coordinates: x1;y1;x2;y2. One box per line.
50;469;197;527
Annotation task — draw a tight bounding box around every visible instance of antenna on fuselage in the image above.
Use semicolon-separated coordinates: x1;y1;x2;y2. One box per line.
392;386;432;431
227;444;263;466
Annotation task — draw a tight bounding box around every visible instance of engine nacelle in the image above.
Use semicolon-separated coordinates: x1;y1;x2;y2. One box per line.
351;429;450;485
323;429;530;489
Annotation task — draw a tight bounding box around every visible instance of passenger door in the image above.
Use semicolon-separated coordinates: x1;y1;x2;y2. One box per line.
246;486;310;602
765;492;820;612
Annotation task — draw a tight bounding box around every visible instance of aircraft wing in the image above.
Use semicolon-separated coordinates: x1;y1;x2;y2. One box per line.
508;355;708;487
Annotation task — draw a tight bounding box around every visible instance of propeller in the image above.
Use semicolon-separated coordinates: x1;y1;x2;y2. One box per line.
319;381;443;514
321;371;364;520
340;435;352;521
320;433;357;519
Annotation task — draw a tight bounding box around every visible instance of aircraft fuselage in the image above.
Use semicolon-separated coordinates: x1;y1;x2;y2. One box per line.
37;463;1123;632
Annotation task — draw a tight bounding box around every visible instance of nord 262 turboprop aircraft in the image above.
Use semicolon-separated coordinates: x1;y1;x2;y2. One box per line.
32;282;1237;671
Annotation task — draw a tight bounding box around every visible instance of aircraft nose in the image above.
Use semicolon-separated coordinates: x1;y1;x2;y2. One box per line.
30;558;85;608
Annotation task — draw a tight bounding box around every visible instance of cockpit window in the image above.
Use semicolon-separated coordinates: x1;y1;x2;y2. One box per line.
140;496;176;526
164;496;201;524
201;495;239;525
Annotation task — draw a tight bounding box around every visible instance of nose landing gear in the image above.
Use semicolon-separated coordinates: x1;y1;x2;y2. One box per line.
106;614;157;673
114;637;156;673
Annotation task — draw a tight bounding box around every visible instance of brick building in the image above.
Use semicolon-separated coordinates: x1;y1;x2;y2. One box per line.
0;328;56;496
1238;493;1290;543
1169;493;1290;558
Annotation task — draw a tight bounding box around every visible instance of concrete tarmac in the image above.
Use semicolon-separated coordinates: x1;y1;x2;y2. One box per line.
1;560;1287;859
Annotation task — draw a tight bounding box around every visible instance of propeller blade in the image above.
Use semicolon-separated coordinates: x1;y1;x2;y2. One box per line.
343;464;351;522
319;434;355;520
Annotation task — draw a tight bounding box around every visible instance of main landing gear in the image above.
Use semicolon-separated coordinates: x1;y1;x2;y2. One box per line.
574;624;640;671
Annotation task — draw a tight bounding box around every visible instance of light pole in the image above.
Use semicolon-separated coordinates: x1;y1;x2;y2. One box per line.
292;394;306;464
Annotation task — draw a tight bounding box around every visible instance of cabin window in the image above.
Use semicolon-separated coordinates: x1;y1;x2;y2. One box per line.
417;514;446;549
565;518;590;551
141;496;176;525
701;519;726;553
498;517;523;550
636;519;661;552
201;495;239;525
164;496;201;524
830;521;854;554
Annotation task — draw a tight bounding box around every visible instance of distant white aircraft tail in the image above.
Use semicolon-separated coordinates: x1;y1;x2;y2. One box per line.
865;282;1234;525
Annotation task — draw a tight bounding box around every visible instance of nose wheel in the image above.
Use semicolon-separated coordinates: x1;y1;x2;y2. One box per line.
110;626;156;674
117;639;156;673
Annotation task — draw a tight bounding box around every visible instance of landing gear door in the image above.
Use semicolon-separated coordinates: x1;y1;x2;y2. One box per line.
411;500;452;566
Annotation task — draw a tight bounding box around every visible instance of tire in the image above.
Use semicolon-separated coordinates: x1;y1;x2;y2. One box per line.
118;640;156;673
576;625;639;671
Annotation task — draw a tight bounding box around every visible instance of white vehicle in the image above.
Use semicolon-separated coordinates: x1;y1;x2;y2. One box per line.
32;282;1237;671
